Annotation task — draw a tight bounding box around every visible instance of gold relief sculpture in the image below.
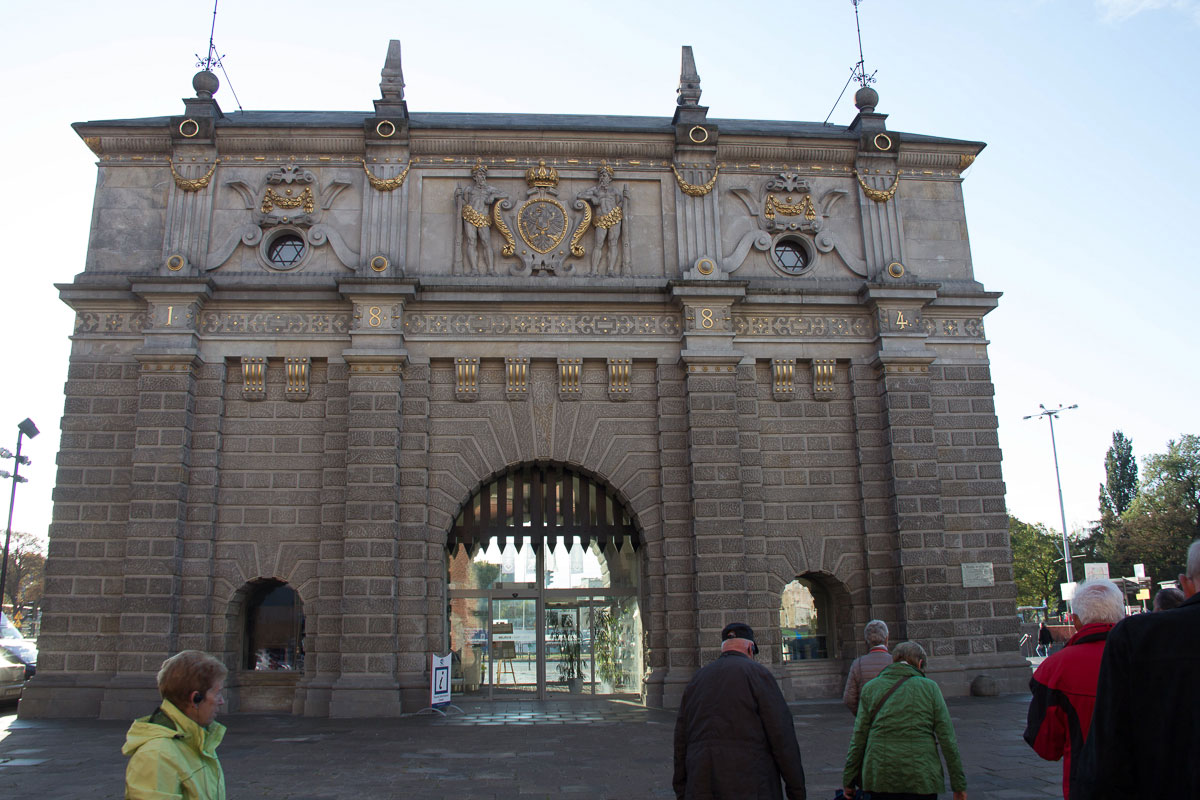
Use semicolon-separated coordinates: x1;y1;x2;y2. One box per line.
959;154;976;169
853;169;901;203
505;357;529;398
517;196;569;254
241;357;267;401
764;194;816;221
493;202;517;257
812;358;836;399
569;201;592;258
454;160;507;275
575;162;630;276
607;358;632;398
671;163;719;197
284;357;310;401
558;358;582;396
83;137;103;155
168;159;219;192
362;159;411;191
454;357;480;400
261;186;315;214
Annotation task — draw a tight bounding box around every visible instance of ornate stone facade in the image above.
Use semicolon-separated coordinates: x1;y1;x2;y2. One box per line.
24;43;1027;719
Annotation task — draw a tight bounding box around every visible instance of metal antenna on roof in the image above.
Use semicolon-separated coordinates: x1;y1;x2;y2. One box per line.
193;0;244;111
823;0;878;125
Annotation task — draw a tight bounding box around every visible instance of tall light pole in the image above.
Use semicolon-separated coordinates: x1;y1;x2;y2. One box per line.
0;418;39;613
1023;404;1078;585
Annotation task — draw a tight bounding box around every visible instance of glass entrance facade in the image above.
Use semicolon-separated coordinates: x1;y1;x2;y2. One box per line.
445;465;643;700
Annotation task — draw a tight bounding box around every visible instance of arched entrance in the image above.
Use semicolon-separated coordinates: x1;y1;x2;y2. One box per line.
445;463;643;700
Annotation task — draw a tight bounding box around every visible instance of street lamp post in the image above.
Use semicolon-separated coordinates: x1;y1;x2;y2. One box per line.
0;418;39;613
1023;404;1078;585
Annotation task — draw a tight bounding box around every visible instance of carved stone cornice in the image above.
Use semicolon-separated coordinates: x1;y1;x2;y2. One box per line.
409;138;674;160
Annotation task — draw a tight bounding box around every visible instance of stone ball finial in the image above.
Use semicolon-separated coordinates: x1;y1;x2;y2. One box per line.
193;70;220;100
854;85;879;114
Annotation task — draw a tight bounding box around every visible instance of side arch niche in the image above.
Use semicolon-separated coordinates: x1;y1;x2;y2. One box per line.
224;578;306;713
777;571;853;700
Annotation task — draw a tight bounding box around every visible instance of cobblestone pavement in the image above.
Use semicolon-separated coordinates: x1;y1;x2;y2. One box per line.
0;693;1061;799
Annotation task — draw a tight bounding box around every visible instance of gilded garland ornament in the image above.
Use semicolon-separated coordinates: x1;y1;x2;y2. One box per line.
168;159;219;192
671;163;719;197
462;204;491;228
261;187;315;214
854;169;901;203
764;194;816;221
593;205;623;229
362;159;411;192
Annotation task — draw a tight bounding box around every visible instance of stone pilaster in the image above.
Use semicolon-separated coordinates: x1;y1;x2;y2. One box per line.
328;278;414;716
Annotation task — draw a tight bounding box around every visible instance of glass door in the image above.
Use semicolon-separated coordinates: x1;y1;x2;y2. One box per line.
489;595;538;698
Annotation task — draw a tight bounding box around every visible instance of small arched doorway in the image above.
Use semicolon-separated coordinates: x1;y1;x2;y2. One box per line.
778;572;851;699
445;463;643;700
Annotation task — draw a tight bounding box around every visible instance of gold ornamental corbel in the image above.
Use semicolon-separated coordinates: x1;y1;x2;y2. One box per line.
671;163;719;197
168;158;219;192
362;159;412;192
854;169;901;203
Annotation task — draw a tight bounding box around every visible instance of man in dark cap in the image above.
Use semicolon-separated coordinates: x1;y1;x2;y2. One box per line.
673;622;807;800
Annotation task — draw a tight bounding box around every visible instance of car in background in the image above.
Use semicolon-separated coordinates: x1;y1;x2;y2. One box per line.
0;612;36;680
0;649;24;702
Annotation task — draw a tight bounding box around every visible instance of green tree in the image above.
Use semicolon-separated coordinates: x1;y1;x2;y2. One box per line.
1099;431;1138;518
1009;514;1064;609
2;532;45;628
1100;435;1200;582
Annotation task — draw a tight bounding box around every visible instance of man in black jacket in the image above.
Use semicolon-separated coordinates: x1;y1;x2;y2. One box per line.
673;622;806;800
1070;539;1200;799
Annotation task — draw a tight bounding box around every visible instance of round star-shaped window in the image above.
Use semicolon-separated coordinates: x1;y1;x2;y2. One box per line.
267;234;306;269
769;235;814;276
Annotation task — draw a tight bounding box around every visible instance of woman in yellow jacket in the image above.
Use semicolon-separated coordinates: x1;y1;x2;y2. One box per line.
123;650;227;800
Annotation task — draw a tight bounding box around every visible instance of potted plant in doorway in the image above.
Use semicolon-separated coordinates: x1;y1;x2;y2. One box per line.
552;613;583;693
594;607;624;692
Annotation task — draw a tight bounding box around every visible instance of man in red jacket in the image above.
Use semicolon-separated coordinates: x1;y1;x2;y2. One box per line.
1023;579;1125;798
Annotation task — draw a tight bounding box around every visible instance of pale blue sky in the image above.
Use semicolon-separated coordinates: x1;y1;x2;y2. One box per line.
2;0;1196;547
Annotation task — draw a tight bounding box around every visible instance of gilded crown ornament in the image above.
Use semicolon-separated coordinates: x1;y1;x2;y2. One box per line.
525;159;559;189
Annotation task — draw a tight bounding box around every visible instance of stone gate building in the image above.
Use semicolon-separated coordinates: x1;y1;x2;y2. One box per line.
24;43;1028;718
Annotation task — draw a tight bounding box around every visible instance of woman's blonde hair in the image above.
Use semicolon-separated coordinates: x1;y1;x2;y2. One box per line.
891;641;927;670
156;650;227;710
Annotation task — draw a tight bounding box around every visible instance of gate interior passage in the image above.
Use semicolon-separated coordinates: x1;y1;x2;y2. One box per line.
445;464;643;700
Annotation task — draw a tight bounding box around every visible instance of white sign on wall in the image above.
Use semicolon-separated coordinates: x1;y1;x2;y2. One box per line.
431;652;452;708
1084;562;1110;582
961;562;995;588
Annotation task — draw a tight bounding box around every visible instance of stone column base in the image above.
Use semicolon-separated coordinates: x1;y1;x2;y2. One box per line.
925;651;1031;697
327;676;405;718
18;673;111;719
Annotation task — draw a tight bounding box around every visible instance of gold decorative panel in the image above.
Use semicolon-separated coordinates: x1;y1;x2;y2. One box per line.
771;358;796;400
812;358;836;400
242;357;266;401
505;357;529;400
285;357;310;402
454;357;479;401
607;358;632;400
558;357;582;400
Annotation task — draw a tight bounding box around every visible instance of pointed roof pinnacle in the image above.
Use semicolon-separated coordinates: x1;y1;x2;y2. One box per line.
374;39;409;119
677;46;702;107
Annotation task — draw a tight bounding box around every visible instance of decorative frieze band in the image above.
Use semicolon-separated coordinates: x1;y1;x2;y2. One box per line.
404;314;681;337
734;315;872;337
201;312;351;335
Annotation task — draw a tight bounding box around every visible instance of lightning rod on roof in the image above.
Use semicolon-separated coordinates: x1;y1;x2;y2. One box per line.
823;0;879;125
193;0;243;111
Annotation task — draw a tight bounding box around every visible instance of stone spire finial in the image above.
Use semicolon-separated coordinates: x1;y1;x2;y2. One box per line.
379;40;405;102
374;39;409;119
676;46;702;107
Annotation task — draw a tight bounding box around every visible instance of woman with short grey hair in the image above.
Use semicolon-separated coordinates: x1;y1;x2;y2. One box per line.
842;620;891;714
842;641;967;800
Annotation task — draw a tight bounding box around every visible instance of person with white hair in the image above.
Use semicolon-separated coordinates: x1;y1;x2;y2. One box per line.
1023;579;1124;798
1071;540;1200;799
842;619;891;714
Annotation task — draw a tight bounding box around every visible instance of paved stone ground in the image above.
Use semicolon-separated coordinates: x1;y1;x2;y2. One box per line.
0;694;1061;799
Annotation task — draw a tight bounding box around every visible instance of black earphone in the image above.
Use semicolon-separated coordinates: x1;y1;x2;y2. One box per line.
192;691;202;705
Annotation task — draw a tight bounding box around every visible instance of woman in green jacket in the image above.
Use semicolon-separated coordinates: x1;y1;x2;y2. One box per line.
842;641;967;800
123;650;228;800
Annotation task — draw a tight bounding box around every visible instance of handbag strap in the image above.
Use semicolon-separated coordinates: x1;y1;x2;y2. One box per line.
864;674;913;729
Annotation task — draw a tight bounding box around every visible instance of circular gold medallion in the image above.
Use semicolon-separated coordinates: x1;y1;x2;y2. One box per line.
688;126;709;143
886;261;905;278
370;255;389;272
166;254;185;271
376;120;396;138
696;257;715;275
873;133;893;151
179;119;200;138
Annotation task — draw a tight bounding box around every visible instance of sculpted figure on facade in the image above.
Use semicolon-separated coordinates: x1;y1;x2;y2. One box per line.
576;163;630;276
454;161;508;276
